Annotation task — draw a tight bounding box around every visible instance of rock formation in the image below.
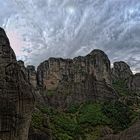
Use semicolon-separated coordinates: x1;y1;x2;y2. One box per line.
37;49;117;108
112;61;133;82
127;73;140;93
0;27;35;140
100;120;140;140
0;27;140;140
26;65;37;88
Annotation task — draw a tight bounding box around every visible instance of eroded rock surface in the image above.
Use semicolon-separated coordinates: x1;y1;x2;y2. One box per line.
100;121;140;140
37;49;117;108
0;27;35;140
127;73;140;93
27;65;37;88
112;61;133;82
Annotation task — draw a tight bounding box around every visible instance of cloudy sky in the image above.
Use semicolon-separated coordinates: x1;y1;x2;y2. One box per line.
0;0;140;72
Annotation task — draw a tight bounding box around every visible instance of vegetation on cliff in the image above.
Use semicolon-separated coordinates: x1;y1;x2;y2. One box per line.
31;79;140;140
32;103;135;139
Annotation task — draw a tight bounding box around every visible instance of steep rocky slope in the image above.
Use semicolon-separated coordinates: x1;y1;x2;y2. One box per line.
27;49;120;140
37;49;117;108
28;54;140;140
0;28;35;140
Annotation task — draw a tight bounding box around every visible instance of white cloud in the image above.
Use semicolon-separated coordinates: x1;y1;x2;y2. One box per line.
0;0;140;72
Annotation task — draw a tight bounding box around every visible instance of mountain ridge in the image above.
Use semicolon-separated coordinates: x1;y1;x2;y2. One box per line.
0;27;140;140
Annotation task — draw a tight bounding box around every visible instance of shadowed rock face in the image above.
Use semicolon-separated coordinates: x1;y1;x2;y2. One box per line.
100;121;140;140
127;73;140;92
0;27;35;140
28;128;52;140
111;61;140;94
37;49;117;108
112;61;133;82
26;65;37;88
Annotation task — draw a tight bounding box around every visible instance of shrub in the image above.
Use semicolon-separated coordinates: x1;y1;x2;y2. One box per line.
78;103;110;126
102;101;132;131
32;112;43;128
112;80;129;96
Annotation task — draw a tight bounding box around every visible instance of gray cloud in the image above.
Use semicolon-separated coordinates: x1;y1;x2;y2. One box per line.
0;0;140;72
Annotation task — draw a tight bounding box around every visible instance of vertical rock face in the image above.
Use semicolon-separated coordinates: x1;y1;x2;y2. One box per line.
112;61;133;82
37;49;117;108
0;27;35;140
127;73;140;92
26;65;37;88
112;61;140;93
100;121;140;140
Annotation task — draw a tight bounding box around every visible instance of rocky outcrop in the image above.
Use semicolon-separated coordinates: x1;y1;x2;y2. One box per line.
127;73;140;93
112;61;133;82
111;61;140;94
37;49;117;108
100;120;140;140
18;60;28;76
0;27;35;140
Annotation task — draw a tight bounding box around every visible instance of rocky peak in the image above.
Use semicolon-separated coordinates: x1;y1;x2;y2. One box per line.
88;49;108;56
86;49;112;84
0;28;16;65
112;61;133;82
37;49;117;108
27;65;36;71
18;60;25;67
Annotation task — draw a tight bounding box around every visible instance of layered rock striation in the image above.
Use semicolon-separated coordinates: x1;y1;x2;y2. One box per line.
37;49;117;108
112;61;133;82
127;73;140;93
112;61;140;94
0;27;35;140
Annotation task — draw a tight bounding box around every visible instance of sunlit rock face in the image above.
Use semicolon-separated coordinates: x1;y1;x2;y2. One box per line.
37;49;117;108
0;27;35;140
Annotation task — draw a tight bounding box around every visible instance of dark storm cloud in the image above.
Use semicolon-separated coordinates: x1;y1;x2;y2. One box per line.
0;0;140;72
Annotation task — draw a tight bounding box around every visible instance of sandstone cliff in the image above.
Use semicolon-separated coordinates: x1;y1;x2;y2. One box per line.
0;27;35;140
